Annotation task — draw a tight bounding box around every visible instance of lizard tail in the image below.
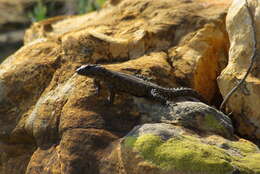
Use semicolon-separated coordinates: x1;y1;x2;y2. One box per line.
219;0;257;112
172;87;207;103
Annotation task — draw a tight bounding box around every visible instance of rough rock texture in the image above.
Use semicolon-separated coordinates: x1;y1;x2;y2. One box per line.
136;101;234;139
3;0;260;174
166;102;234;138
102;123;260;174
25;1;231;103
168;20;229;102
217;0;260;140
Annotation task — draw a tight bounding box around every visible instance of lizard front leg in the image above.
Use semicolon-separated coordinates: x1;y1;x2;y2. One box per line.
150;89;167;104
93;79;101;95
107;84;116;104
151;89;177;106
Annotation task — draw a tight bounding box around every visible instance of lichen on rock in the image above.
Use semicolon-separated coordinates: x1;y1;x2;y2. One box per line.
135;100;234;139
119;123;260;174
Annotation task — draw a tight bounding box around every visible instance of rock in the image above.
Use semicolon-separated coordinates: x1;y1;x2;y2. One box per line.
0;142;34;174
1;0;256;173
166;0;232;102
168;21;230;102
26;129;117;174
217;0;260;140
166;102;234;139
0;39;61;173
25;0;232;100
100;123;260;174
136;100;234;139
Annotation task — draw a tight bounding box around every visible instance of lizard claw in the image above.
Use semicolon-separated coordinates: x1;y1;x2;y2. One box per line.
166;101;177;107
228;112;233;117
94;88;100;96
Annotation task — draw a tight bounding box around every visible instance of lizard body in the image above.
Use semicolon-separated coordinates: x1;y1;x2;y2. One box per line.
76;64;205;104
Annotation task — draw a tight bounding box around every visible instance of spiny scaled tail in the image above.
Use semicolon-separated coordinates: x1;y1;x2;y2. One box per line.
171;87;207;103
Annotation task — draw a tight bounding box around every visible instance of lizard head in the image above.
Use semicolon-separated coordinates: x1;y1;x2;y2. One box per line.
76;64;106;78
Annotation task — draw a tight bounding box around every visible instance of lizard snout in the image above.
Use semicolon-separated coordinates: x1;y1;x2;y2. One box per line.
76;65;87;75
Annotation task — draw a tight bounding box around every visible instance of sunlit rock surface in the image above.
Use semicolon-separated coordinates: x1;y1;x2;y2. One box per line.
101;123;260;174
2;0;260;174
218;0;260;140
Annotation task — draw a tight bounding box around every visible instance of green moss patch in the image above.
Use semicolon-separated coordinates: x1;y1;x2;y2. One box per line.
123;133;260;174
229;140;258;154
124;136;138;148
204;114;223;129
238;153;260;173
203;114;228;134
124;134;234;174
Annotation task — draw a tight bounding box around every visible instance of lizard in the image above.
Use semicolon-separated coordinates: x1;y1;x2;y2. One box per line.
76;64;206;104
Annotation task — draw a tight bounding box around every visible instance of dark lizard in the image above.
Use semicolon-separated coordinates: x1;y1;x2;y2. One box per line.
76;64;206;104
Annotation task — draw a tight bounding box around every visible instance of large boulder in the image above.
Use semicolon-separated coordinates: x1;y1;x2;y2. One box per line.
136;101;234;139
100;123;260;174
3;0;259;174
217;0;260;140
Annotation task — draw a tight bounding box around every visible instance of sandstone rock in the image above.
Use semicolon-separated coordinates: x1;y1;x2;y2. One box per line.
0;142;34;174
26;129;117;174
168;22;230;102
0;39;61;173
25;0;232;99
101;123;260;174
166;102;234;138
217;0;260;140
135;100;234;139
1;0;252;174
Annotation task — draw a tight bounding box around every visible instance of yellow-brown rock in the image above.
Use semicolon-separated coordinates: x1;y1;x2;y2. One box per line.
217;0;260;140
168;22;230;102
100;123;260;174
0;0;247;174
